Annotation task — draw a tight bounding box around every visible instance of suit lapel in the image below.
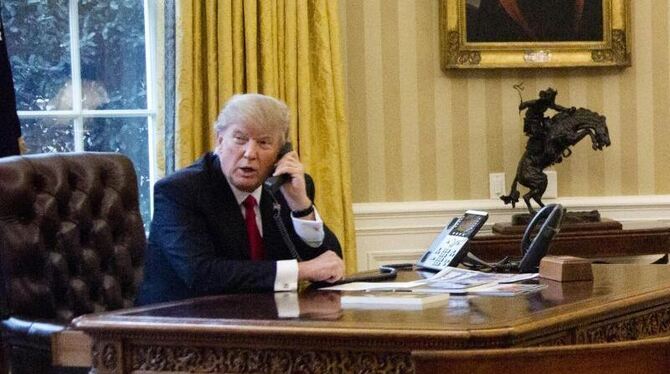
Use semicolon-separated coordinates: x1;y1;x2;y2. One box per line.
202;154;251;260
259;190;289;260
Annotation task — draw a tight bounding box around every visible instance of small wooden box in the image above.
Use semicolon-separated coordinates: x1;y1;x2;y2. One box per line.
539;256;593;282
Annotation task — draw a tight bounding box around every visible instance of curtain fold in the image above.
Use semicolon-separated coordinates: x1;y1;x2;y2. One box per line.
176;0;357;273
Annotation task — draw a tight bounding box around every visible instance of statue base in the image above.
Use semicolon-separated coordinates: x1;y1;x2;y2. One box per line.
492;210;622;235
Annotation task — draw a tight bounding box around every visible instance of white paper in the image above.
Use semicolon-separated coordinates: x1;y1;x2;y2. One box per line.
318;279;429;291
319;267;539;294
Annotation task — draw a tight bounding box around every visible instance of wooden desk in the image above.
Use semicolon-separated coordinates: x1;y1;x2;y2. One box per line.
73;265;670;373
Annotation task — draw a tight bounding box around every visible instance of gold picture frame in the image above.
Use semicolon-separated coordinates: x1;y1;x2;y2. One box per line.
440;0;631;69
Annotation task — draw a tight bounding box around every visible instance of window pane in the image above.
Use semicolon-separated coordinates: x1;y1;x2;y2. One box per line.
1;2;71;111
20;118;75;154
84;117;150;226
79;1;147;110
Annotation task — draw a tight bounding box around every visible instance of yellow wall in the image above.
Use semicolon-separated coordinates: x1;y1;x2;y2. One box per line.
340;0;670;203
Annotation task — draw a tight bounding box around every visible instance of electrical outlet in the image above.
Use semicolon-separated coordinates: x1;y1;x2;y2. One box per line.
544;170;557;199
489;173;506;199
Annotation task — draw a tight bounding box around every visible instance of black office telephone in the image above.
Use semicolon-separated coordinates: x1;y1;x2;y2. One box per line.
518;203;564;273
416;210;489;271
462;204;565;273
314;211;489;288
264;142;293;194
317;205;564;288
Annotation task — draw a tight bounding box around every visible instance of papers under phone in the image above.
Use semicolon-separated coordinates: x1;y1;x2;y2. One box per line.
319;266;541;296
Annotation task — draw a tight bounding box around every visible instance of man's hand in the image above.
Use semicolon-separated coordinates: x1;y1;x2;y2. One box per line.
298;250;344;283
274;150;314;219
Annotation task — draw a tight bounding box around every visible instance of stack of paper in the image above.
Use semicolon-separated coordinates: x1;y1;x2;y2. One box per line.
340;292;450;310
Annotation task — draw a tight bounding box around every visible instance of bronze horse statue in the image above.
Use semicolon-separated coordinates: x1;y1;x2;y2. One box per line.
500;103;611;213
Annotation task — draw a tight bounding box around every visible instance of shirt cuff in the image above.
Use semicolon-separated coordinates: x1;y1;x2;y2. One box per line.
291;206;325;247
274;259;298;291
274;292;300;318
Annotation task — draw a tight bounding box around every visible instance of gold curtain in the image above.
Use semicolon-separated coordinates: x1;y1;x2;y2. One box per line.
175;0;357;273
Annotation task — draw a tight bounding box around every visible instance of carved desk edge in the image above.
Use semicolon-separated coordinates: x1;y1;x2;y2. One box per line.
75;289;670;374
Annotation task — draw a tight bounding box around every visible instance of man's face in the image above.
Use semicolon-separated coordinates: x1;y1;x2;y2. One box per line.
215;122;282;192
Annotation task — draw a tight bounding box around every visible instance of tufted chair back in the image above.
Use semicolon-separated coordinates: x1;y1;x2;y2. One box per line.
0;152;146;373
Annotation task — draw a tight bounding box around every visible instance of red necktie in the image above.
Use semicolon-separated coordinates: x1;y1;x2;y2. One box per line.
243;195;264;261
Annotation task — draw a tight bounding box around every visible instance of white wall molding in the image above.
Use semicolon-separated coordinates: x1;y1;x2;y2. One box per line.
353;195;670;271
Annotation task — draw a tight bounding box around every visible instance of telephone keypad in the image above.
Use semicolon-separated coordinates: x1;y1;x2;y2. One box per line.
417;210;488;271
427;236;468;267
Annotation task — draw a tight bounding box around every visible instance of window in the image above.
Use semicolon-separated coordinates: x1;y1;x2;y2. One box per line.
1;0;158;227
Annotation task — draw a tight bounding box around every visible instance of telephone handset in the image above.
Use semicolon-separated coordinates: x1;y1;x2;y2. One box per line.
518;203;564;273
263;141;303;261
416;210;489;271
264;142;293;194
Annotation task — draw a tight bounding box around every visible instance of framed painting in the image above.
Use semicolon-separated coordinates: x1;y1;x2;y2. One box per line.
440;0;631;69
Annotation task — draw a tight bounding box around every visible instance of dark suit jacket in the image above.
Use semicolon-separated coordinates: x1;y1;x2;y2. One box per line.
137;152;342;305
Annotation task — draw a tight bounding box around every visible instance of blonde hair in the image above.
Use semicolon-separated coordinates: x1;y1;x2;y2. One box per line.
214;94;289;144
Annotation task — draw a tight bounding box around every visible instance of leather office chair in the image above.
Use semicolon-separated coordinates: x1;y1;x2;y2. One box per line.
0;152;146;373
412;335;670;374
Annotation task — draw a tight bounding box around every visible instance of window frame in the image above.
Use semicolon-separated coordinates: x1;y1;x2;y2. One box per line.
13;0;160;217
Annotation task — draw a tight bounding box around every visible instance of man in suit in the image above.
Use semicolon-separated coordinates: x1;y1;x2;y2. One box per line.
0;14;21;157
137;94;344;305
468;0;603;42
